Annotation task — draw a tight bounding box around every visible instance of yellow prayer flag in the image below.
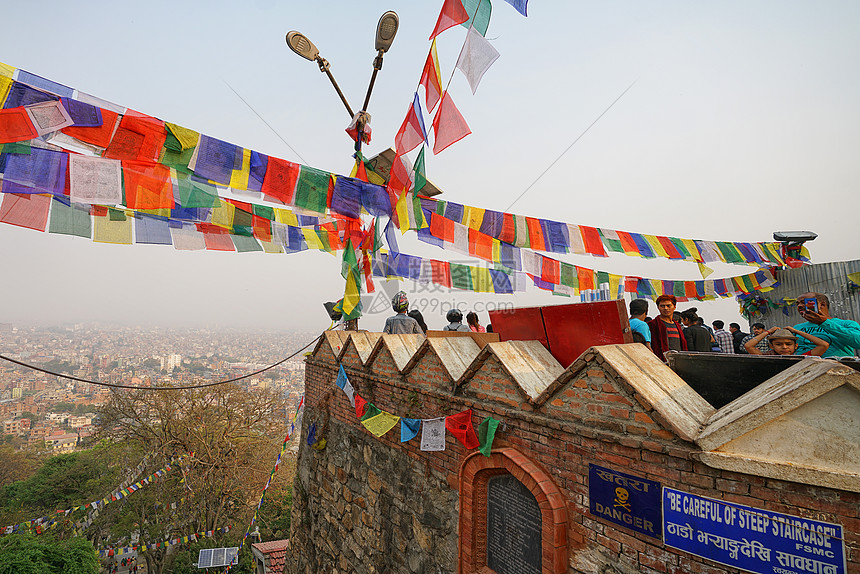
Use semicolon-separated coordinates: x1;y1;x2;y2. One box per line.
0;75;12;108
165;123;200;151
210;199;235;229
765;243;784;264
93;215;133;245
275;208;299;226
465;206;485;230
649;279;663;297
261;240;284;254
228;148;252;190
643;235;669;258
342;270;361;315
680;238;701;261
0;62;14;78
848;272;860;287
608;273;622;299
395;192;411;233
361;411;401;437
697;262;714;279
491;238;501;264
471;266;494;293
301;228;324;250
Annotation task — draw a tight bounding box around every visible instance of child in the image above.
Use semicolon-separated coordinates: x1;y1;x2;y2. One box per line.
743;327;829;356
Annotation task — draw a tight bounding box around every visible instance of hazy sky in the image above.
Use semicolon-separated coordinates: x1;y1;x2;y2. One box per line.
0;1;858;333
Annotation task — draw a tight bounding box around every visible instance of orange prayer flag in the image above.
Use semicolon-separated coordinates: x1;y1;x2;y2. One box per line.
62;108;119;148
104;113;166;161
0;107;38;143
525;217;545;251
262;157;299;205
122;160;174;209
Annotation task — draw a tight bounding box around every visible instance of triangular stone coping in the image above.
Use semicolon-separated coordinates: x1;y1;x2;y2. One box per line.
586;344;716;443
402;336;482;383
697;358;860;451
311;331;350;362
335;332;383;366
365;334;427;373
458;340;564;403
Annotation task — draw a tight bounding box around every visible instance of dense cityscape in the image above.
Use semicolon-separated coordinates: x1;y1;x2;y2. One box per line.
0;323;313;454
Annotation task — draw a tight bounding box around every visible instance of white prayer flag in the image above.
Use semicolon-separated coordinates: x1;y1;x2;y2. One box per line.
25;100;74;135
455;26;500;94
420;417;446;451
69;155;123;205
169;225;206;251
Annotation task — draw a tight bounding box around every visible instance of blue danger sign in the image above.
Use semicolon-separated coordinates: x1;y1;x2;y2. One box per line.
663;487;846;574
588;464;662;539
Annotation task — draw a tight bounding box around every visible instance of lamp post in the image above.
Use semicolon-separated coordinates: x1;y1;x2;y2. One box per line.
286;12;400;331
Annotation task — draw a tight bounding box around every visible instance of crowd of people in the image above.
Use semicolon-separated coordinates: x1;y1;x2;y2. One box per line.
382;292;490;336
630;292;860;361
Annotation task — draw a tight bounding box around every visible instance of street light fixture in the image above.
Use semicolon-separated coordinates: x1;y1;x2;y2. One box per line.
285;30;355;118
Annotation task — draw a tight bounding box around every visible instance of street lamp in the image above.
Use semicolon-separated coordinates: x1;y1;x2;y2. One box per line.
286;11;399;145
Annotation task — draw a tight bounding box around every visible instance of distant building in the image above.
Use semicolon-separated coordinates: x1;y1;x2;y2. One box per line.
11;387;22;399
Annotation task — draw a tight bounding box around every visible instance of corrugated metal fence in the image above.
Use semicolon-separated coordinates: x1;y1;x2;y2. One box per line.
749;259;860;328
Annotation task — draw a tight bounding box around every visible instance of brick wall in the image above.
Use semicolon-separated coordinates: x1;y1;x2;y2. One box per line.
287;340;859;574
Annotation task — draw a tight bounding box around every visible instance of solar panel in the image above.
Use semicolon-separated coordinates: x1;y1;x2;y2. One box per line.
197;547;239;568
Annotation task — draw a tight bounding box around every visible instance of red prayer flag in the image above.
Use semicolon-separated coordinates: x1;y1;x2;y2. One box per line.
525;217;546;251
430;212;455;243
469;228;493;261
445;409;479;449
0;107;38;143
580;225;607;256
617;231;640;255
541;256;560;284
420;40;443;112
657;236;683;259
62;108;119;148
576;266;595;291
252;215;272;242
684;281;698;299
104;113;166;161
624;276;640;293
394;94;427;155
261;157;299;205
122;160;174;209
387;152;413;194
0;193;51;231
354;394;368;418
499;213;516;244
429;0;469;40
432;92;471;154
431;259;452;288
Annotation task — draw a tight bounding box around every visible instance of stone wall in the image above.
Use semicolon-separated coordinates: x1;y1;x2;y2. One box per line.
286;333;860;574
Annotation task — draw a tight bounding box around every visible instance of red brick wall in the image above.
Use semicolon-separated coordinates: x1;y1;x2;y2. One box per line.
296;344;860;574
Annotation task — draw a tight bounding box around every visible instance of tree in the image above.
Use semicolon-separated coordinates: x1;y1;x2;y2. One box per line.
94;383;292;574
0;533;99;574
0;445;41;488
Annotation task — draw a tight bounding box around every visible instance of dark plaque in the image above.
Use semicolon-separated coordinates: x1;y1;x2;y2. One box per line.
486;474;542;574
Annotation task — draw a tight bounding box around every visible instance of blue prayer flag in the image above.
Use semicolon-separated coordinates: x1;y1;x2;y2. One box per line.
400;418;420;442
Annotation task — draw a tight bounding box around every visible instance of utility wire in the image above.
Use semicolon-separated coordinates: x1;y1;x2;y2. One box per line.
0;333;322;391
222;79;310;165
504;79;638;212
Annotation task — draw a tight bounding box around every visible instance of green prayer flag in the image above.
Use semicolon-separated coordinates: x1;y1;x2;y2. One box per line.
477;416;499;457
176;176;219;208
435;200;446;216
360;403;382;422
596;271;610;287
461;0;492;36
450;263;473;291
232;225;254;237
413;146;427;193
670;236;691;258
159;133;195;173
295;166;331;214
341;240;358;279
48;198;91;238
673;281;686;298
253;204;275;220
599;229;624;254
716;241;744;264
231;235;263;252
559;263;578;289
232;207;253;229
0;141;31;155
108;208;126;222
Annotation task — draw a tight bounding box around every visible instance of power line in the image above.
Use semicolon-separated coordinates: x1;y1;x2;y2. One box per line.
0;334;321;391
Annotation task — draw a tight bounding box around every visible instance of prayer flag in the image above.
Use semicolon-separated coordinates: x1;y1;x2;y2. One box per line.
501;0;528;16
122;160;174;209
420;417;446;451
432;92;471;154
361;409;401;438
429;0;469;40
25;100;73;135
0;107;37;143
62;107;119;149
0;193;51;231
413;146;427;193
261;157;299;205
477;416;500;456
401;418;421;442
104;113;166;162
354;395;368;419
2;147;67;196
456;26;500;94
420;40;444;112
336;365;355;406
445;409;479;449
394;93;428;155
461;0;492;36
49;197;91;238
294;166;331;214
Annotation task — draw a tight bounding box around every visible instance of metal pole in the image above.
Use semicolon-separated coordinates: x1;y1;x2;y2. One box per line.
315;57;355;118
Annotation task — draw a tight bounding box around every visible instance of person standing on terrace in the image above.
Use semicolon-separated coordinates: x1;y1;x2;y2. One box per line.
648;295;687;360
793;292;860;358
